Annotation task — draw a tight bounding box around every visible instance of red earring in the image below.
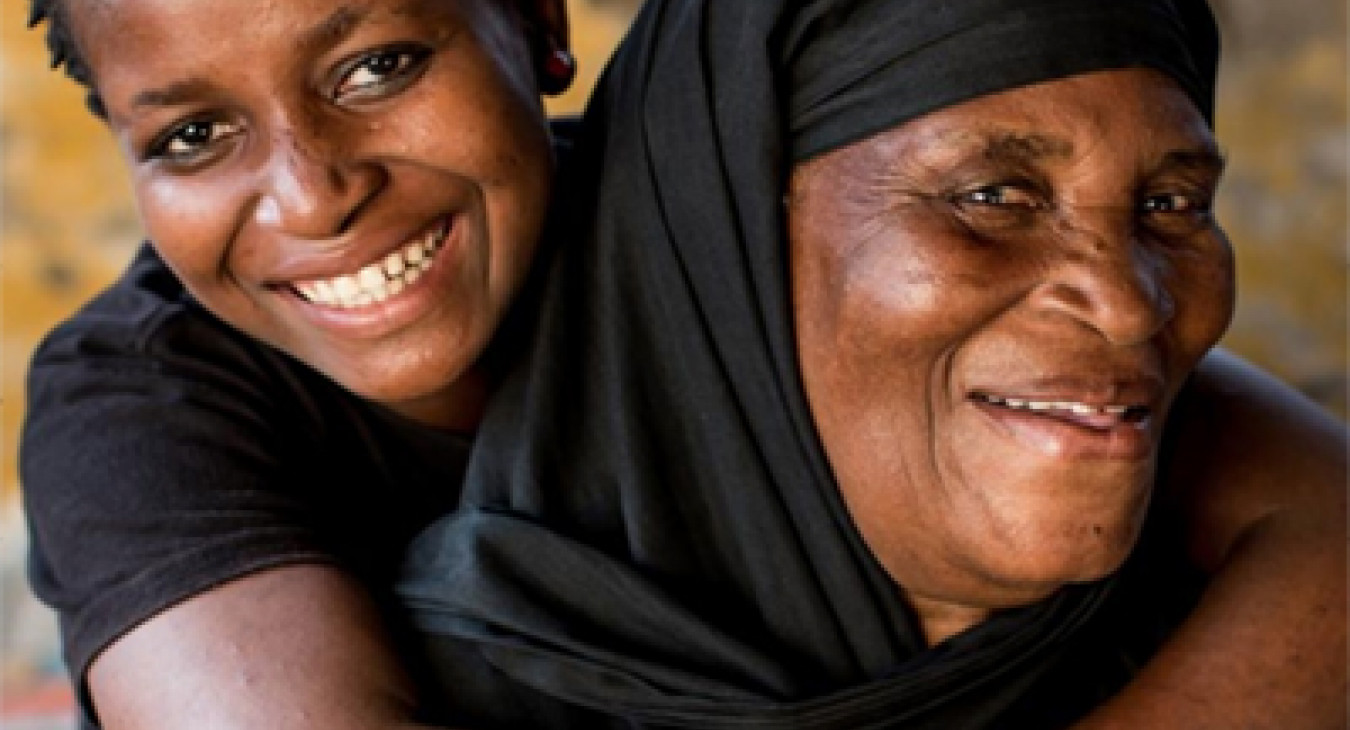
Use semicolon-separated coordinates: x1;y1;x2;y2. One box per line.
541;45;575;95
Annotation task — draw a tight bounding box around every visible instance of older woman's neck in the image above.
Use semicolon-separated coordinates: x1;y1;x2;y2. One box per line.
906;594;993;647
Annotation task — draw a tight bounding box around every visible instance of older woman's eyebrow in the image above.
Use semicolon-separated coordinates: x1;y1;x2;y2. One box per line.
978;132;1074;165
1159;146;1228;177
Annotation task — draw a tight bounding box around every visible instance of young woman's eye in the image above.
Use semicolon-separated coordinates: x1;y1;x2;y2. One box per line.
334;45;432;100
148;119;241;164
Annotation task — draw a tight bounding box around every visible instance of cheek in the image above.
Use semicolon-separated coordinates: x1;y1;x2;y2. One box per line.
135;177;237;276
1167;237;1236;362
400;86;551;275
793;226;980;476
828;237;1008;366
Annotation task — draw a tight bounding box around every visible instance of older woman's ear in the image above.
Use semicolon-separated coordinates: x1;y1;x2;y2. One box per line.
523;0;574;95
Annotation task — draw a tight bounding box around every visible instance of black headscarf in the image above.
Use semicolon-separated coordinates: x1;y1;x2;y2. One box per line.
399;1;1219;727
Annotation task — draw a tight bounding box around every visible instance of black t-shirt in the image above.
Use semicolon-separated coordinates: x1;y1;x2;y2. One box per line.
20;244;468;728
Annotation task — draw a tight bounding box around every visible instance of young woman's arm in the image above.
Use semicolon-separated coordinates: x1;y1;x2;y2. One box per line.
19;250;467;730
88;564;454;730
1075;348;1347;728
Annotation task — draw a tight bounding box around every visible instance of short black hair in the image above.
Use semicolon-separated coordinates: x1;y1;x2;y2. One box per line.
29;0;106;117
26;0;554;119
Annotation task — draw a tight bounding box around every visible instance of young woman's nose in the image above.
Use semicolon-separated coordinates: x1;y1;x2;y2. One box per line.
1031;209;1175;347
253;126;384;239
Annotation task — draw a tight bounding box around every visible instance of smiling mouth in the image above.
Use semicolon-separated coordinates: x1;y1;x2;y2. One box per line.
973;393;1150;430
292;218;451;308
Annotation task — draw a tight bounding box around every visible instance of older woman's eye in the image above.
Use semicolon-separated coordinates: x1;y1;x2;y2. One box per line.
949;183;1045;231
148;119;242;164
959;184;1040;208
1141;192;1206;214
1140;192;1214;236
334;45;432;100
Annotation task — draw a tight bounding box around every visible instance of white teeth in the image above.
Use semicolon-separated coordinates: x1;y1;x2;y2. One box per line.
294;220;449;308
406;244;425;266
357;265;385;291
314;279;335;302
333;275;360;300
981;394;1132;417
383;250;405;277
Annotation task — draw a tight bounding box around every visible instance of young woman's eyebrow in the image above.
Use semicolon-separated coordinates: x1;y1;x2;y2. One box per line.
132;78;213;110
130;5;372;112
301;4;371;51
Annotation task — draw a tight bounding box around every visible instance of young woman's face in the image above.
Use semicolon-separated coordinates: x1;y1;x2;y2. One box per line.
71;0;561;428
789;69;1234;619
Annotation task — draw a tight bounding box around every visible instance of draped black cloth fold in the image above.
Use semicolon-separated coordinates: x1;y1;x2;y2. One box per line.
399;1;1218;727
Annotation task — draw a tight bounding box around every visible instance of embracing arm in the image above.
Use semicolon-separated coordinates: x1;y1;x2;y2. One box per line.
89;564;454;730
1075;348;1347;729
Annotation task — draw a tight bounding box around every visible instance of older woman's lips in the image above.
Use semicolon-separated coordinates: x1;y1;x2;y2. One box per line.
971;392;1155;460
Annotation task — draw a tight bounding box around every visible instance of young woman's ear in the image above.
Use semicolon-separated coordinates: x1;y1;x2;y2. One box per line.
525;0;574;96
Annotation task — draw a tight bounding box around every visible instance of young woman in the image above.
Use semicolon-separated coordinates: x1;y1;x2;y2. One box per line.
21;0;1344;728
23;0;572;727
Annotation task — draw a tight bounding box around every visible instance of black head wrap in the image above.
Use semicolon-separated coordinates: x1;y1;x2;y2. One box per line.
400;1;1219;727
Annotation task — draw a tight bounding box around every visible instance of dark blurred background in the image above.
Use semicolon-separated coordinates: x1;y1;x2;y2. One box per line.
2;0;1343;726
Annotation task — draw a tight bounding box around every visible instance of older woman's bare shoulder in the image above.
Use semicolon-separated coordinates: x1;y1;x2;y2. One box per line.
1158;347;1345;570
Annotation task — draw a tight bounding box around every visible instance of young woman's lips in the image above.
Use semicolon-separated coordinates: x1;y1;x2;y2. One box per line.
284;215;460;337
970;391;1156;460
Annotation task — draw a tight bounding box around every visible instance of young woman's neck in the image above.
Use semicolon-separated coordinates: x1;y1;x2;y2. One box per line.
387;365;492;434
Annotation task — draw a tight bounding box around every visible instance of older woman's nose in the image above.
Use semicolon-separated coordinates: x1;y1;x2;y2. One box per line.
1031;212;1176;347
253;128;384;239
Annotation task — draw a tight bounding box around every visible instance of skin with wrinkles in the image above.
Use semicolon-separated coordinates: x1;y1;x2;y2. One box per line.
790;69;1235;644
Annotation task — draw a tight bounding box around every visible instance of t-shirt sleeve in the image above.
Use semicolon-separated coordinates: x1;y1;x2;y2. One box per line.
19;266;333;716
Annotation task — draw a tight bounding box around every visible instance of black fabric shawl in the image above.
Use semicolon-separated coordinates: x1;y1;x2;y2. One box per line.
399;1;1219;728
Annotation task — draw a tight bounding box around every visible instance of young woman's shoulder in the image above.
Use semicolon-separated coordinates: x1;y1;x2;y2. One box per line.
20;243;470;725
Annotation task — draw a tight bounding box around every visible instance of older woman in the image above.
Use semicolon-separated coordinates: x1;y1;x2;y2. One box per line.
21;0;1341;727
400;0;1344;726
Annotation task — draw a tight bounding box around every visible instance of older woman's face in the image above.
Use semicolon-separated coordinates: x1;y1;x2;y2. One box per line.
789;69;1233;620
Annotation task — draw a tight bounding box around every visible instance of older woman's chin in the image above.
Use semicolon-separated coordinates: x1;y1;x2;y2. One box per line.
886;487;1153;617
975;502;1150;600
